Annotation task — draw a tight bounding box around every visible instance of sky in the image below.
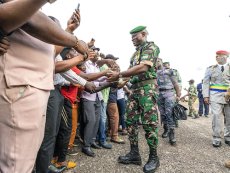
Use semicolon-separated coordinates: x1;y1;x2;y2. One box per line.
42;0;230;90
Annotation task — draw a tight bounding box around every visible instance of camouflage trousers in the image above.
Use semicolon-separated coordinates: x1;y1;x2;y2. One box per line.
158;90;176;128
188;97;197;116
126;84;159;149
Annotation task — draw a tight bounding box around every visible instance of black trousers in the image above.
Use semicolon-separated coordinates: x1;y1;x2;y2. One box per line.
53;98;72;162
35;87;64;173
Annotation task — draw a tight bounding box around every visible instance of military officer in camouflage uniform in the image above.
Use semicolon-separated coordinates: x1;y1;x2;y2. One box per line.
203;50;230;147
157;59;181;145
107;26;160;173
181;79;198;118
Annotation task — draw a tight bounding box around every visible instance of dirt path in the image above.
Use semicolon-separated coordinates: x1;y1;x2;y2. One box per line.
66;105;230;173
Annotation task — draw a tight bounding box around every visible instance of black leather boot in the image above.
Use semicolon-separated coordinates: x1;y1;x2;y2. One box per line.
118;144;142;165
168;128;176;145
143;148;160;173
161;124;169;138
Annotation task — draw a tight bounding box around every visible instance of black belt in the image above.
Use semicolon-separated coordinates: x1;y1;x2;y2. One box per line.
131;79;156;89
159;88;174;92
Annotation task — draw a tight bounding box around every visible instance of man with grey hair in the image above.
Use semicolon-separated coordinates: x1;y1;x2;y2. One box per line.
203;50;230;148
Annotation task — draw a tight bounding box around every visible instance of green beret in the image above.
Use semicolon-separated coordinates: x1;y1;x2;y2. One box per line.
130;26;146;34
163;62;170;65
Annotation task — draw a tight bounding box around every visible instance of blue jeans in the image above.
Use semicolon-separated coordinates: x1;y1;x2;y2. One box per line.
117;98;126;129
98;101;107;143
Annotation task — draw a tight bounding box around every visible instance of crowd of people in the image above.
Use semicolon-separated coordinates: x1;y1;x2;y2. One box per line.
0;1;230;173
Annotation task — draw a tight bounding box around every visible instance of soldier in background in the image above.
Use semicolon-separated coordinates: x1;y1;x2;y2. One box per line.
157;59;181;145
163;61;182;127
203;50;230;148
181;79;199;119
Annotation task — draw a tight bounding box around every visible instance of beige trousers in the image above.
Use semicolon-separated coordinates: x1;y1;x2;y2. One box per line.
0;77;50;173
107;103;119;140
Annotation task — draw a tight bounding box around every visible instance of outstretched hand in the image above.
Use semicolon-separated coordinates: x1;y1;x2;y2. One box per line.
107;71;119;82
66;10;81;33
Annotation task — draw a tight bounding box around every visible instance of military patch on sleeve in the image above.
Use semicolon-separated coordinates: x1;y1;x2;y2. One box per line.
140;60;153;67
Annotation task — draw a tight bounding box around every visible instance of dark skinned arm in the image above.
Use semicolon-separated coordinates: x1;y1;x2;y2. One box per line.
91;82;113;93
78;70;108;81
21;11;76;47
107;64;149;82
0;0;48;34
120;64;149;77
55;55;84;73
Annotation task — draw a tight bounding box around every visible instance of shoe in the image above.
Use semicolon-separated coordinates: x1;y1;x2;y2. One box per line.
175;121;179;128
82;147;95;157
99;141;112;149
91;142;102;149
143;148;160;173
199;114;203;117
168;128;176;145
67;147;78;156
213;141;221;147
118;144;142;165
55;161;77;169
111;137;125;144
118;127;123;132
225;160;230;168
192;115;199;119
161;124;169;138
204;115;209;118
48;164;66;173
225;140;230;146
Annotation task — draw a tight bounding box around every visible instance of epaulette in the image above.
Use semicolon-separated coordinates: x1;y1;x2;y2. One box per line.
208;65;217;69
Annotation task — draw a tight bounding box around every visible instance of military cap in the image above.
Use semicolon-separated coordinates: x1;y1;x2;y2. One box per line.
130;26;146;34
163;62;170;65
105;54;119;60
188;79;195;83
216;50;229;56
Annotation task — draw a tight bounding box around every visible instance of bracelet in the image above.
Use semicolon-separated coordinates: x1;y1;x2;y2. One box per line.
83;53;88;61
74;36;79;49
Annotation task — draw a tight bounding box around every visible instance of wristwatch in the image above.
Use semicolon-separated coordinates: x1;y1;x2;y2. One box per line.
47;0;57;4
83;53;88;61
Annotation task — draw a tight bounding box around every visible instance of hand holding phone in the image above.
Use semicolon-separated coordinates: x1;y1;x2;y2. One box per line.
76;3;80;11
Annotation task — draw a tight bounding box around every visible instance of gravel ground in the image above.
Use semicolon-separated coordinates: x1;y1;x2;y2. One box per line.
65;104;230;173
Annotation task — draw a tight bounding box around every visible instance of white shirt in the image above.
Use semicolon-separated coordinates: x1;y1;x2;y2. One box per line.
81;60;104;101
117;88;125;100
54;55;87;86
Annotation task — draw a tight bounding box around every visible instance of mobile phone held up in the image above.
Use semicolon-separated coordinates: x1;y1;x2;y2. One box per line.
76;3;80;11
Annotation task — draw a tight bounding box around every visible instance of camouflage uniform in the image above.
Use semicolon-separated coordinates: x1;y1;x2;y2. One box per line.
126;41;160;149
157;68;177;128
188;84;197;116
172;69;182;90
